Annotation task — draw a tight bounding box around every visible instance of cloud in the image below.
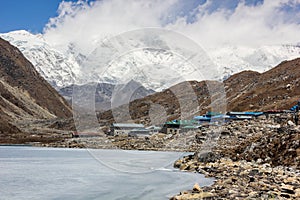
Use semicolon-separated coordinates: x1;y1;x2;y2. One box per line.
44;0;178;54
43;0;300;54
167;0;300;47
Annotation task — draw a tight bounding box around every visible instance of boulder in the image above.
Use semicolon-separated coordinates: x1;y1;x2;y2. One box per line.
197;151;220;163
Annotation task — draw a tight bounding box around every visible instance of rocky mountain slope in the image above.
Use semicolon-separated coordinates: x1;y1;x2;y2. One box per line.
0;37;73;143
59;80;154;111
225;58;300;111
1;30;300;91
98;58;300;125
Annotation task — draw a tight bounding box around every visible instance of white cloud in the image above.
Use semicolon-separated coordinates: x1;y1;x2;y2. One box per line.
167;0;300;48
43;0;300;54
44;0;178;54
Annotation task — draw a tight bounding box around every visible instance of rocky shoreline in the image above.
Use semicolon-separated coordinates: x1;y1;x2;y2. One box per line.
171;114;300;199
172;155;300;199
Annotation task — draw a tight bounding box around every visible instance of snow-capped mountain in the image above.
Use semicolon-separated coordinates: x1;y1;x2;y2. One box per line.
210;44;300;80
0;30;81;89
1;30;300;91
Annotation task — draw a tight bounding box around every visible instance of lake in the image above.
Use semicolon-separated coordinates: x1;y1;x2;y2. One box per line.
0;146;214;200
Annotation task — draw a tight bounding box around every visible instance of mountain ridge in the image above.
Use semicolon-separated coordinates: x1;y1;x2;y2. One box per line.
1;30;300;91
59;80;154;111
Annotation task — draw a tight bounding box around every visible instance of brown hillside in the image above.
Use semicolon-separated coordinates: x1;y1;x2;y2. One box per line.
0;38;72;118
226;58;300;111
98;58;300;125
0;37;73;141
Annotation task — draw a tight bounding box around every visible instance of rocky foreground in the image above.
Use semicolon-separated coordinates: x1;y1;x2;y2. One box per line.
171;113;300;199
172;156;300;199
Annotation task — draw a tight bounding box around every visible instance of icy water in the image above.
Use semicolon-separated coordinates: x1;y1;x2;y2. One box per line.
0;146;214;200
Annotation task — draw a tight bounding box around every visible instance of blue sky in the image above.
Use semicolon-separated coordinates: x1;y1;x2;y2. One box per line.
0;0;81;33
0;0;265;34
164;0;264;24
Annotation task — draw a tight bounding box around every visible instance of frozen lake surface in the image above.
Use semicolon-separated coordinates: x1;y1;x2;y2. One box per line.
0;146;214;200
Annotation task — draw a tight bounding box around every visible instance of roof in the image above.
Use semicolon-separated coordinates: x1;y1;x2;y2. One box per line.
182;125;200;129
211;114;231;119
112;123;144;128
145;126;161;130
244;112;264;116
165;120;196;125
227;111;264;116
194;114;230;121
230;115;252;120
194;116;211;121
290;105;298;111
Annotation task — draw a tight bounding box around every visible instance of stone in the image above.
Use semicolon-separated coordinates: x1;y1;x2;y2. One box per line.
179;163;190;171
280;193;291;198
174;159;183;168
281;184;295;194
248;169;259;176
197;151;219;163
171;192;214;200
192;183;202;192
249;176;255;182
191;192;214;199
288;120;296;126
295;188;300;197
284;176;296;183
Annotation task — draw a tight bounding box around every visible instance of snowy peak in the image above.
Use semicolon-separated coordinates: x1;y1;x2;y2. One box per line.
209;44;300;80
1;30;300;91
1;30;45;48
0;30;81;89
